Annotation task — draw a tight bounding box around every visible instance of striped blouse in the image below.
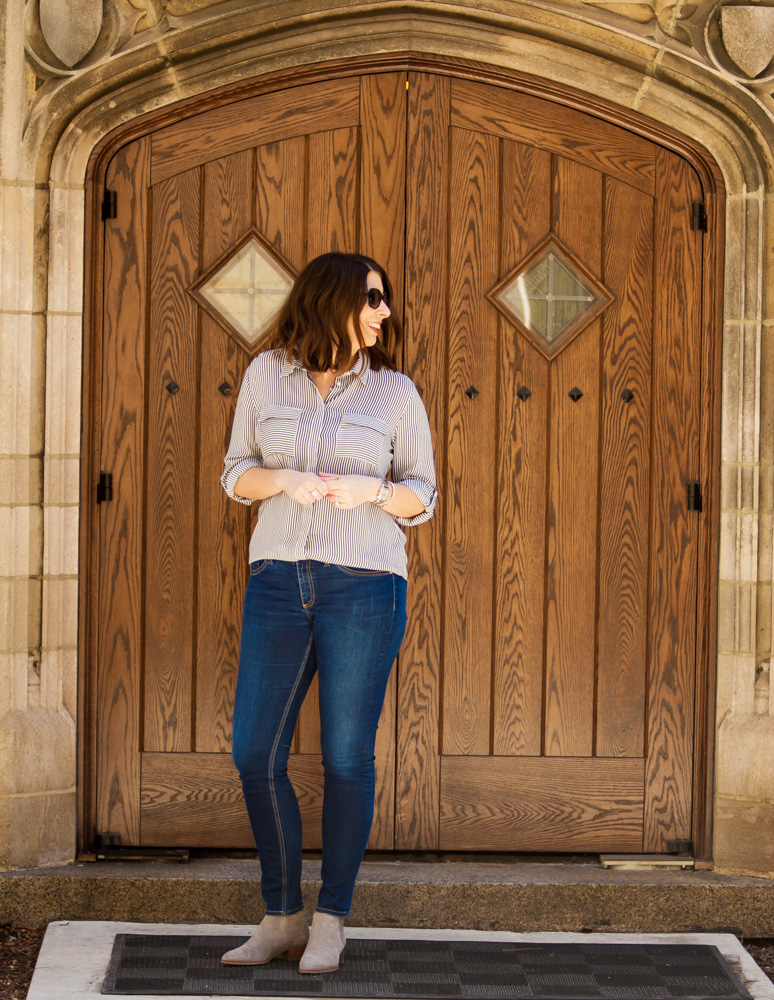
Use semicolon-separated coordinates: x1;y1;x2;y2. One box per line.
221;348;438;579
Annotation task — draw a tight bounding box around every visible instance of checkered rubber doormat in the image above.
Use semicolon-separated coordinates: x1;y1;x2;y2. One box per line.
101;935;752;998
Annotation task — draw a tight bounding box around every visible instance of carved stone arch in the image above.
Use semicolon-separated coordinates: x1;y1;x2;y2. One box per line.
24;6;769;867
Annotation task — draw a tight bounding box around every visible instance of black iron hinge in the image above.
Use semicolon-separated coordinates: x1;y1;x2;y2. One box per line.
97;471;113;503
691;201;707;232
102;189;117;220
687;481;702;512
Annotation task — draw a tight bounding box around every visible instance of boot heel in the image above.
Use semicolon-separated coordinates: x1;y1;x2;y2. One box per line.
283;944;306;961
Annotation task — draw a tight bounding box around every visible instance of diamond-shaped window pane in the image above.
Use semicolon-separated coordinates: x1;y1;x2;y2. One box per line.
495;246;605;349
199;237;294;346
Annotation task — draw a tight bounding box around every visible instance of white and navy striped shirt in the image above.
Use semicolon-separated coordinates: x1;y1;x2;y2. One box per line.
221;348;438;579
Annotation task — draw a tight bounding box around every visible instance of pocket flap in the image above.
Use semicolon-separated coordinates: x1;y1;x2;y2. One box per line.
339;412;389;435
259;405;303;422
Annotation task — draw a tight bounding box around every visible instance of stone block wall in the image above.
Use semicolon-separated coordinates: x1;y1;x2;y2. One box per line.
1;0;773;875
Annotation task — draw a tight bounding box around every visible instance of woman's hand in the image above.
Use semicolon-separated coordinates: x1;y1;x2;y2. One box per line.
276;470;331;505
317;472;379;509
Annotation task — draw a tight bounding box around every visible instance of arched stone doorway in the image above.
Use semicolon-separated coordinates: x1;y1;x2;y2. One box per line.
4;1;769;873
80;53;722;857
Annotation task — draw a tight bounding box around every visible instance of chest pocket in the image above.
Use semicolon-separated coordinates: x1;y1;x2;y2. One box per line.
258;405;302;456
335;412;390;466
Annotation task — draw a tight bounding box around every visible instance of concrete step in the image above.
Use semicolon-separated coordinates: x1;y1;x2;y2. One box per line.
2;854;772;935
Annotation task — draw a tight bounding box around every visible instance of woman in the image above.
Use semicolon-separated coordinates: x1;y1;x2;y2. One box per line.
219;252;437;974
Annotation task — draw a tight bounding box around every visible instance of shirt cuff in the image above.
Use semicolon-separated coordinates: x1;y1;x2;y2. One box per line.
221;459;264;505
391;479;438;527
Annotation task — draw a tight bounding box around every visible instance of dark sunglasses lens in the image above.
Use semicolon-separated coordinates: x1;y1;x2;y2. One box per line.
366;288;387;308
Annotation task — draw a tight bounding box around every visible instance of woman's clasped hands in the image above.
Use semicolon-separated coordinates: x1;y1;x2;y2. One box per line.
277;469;379;509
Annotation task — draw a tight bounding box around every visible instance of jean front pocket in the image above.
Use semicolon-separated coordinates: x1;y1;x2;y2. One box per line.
258;405;302;456
249;558;272;576
335;413;390;467
332;564;391;577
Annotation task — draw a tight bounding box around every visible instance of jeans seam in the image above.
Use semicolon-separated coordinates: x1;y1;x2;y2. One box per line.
299;560;316;611
267;630;315;914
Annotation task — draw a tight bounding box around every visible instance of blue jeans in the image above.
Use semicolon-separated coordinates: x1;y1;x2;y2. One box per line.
232;558;408;917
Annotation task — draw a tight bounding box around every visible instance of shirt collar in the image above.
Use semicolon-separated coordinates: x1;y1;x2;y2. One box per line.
278;349;371;384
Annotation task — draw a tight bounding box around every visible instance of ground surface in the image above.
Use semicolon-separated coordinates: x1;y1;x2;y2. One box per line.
1;924;772;999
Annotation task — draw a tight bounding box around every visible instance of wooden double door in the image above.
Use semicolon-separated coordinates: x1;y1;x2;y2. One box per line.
93;68;706;853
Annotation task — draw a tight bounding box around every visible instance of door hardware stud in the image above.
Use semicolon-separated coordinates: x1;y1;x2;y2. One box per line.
465;386;479;399
517;386;532;401
568;387;583;402
218;382;233;396
621;388;634;403
165;381;180;394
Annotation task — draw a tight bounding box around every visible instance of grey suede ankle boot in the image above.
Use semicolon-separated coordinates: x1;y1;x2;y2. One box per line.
298;910;346;973
220;911;309;965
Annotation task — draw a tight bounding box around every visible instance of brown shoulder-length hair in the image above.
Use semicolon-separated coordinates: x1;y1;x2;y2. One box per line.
262;252;403;373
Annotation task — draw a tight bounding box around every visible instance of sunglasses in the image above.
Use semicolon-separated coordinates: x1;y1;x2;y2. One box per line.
365;287;389;309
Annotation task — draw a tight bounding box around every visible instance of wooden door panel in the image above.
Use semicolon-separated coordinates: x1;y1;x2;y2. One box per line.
450;78;656;195
439;756;644;851
98;71;706;856
596;178;653;758
544;158;603;758
141;752;324;848
144;167;201;753
396;72;450;849
644;150;703;850
129;76;407;849
255;137;306;272
195;151;253;753
151;78;360;184
308;127;360;255
359;73;407;309
97;137;150;844
494;140;551;757
442;127;500;757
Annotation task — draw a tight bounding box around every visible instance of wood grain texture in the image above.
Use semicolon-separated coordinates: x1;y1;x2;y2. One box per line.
144;167;201;752
396;72;449;849
439;756;644;851
255;137;306;273
96;138;150;843
140;752;324;848
644;149;702;850
596;178;653;758
360;73;407;850
450;79;655;196
94;68;711;855
544;157;603;758
494;140;551;756
442;127;500;756
151;79;360;184
308;127;360;255
195;151;253;754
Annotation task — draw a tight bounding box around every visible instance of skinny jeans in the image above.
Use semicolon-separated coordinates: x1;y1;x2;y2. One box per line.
231;558;408;917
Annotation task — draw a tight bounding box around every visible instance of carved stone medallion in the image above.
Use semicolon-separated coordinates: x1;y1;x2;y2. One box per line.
39;0;104;69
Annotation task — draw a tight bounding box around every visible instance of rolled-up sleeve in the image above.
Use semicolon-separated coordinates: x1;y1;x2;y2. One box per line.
221;365;264;506
390;384;438;527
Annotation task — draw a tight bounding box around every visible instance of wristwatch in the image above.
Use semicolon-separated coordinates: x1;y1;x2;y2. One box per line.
373;479;391;506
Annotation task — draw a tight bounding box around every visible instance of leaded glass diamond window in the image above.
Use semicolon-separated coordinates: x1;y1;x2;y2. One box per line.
487;237;612;360
190;230;296;353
